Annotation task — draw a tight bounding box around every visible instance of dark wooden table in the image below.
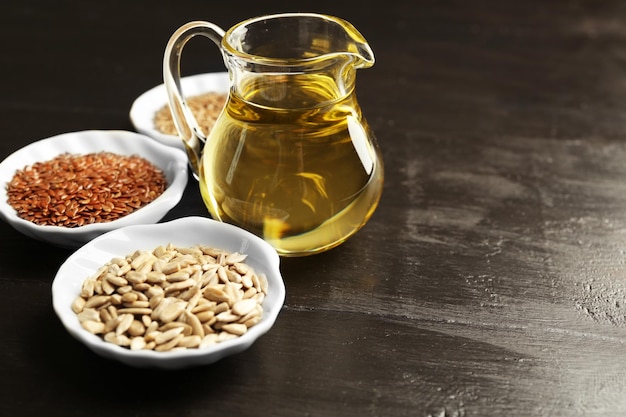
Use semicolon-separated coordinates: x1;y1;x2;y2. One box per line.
3;0;626;415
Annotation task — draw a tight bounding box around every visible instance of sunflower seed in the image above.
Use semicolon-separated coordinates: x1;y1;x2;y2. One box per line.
74;244;268;352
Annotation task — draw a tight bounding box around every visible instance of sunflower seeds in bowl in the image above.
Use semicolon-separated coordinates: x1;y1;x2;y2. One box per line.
52;216;285;369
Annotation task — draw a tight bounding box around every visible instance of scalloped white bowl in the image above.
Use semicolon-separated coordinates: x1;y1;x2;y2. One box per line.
0;130;188;248
130;72;230;149
52;216;285;370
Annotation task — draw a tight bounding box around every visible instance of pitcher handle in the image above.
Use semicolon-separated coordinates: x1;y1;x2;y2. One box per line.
163;21;226;176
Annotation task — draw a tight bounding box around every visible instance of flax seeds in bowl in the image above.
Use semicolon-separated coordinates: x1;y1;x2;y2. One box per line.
7;151;167;228
0;130;188;248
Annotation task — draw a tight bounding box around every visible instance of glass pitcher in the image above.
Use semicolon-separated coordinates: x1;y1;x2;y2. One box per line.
163;13;384;257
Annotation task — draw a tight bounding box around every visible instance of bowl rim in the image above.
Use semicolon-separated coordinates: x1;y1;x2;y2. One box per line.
0;129;189;239
51;216;285;369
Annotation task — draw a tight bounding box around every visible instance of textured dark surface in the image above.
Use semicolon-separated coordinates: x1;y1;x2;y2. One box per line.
2;1;626;416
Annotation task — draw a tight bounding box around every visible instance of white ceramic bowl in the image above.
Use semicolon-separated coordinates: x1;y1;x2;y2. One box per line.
52;216;285;370
0;130;188;248
130;72;230;149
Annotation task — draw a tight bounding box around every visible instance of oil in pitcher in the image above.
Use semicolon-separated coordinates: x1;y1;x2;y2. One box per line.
164;13;384;256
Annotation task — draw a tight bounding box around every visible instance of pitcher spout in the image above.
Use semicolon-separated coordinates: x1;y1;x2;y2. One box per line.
222;13;375;70
335;17;375;69
221;13;375;101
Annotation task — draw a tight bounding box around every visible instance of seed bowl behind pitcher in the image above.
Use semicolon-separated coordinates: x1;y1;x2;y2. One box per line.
130;72;229;149
0;130;188;248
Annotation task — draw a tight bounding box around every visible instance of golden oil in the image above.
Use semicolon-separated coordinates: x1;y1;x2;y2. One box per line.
198;74;383;256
